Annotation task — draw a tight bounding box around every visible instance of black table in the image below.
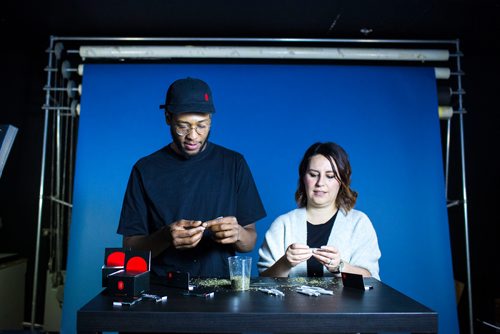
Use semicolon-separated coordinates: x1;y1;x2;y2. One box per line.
77;277;437;333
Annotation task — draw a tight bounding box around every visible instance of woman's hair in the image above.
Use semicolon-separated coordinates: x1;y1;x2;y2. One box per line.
295;142;358;212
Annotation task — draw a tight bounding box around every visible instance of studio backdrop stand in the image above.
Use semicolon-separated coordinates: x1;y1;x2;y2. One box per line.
33;36;471;333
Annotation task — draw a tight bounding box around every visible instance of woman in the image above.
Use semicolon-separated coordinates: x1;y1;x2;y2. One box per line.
258;142;381;279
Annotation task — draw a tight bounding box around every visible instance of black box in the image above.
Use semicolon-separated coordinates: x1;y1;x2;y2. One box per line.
101;248;125;287
165;271;190;290
107;270;150;297
341;272;373;291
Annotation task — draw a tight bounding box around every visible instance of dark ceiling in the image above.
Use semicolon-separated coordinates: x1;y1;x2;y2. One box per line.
3;0;496;43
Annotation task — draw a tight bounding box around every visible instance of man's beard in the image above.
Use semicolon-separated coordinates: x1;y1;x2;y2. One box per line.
170;127;210;159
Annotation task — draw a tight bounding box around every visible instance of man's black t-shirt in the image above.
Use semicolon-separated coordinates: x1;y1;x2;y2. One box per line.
117;142;266;278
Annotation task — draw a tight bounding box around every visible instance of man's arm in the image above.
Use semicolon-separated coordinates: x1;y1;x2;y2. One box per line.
123;220;206;257
205;217;257;252
123;226;171;258
234;223;257;252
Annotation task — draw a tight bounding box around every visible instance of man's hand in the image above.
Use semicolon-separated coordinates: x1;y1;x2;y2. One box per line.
169;219;206;249
205;216;240;244
204;216;257;252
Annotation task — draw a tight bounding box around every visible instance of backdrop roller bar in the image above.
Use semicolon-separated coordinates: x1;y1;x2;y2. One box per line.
434;67;451;79
437;87;453;105
438;106;454;120
42;101;81;117
44;63;84;78
43;81;82;98
61;61;84;79
45;42;65;60
79;45;450;62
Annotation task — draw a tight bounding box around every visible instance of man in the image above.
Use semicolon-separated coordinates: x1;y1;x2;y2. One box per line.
117;77;266;278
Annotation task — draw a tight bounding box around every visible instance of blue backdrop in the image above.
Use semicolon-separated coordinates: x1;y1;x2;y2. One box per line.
62;63;458;333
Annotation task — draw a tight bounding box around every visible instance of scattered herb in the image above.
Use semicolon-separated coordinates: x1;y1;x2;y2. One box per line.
192;278;231;288
192;276;339;291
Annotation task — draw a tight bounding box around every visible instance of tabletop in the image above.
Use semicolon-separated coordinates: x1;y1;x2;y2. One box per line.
77;276;437;333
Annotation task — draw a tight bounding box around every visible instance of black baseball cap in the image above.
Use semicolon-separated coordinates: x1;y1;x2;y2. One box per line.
159;77;216;114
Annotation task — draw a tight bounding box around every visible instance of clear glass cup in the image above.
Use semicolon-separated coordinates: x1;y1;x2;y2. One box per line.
228;256;252;291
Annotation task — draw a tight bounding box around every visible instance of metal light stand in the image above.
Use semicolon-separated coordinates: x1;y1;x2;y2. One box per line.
443;39;473;334
30;36;81;331
455;39;473;334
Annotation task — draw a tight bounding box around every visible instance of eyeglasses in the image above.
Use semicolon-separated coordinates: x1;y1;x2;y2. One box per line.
173;121;211;136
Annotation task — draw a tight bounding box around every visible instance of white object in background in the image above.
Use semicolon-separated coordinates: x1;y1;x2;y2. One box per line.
434;67;451;79
43;270;65;332
0;124;18;178
0;255;27;330
439;106;454;120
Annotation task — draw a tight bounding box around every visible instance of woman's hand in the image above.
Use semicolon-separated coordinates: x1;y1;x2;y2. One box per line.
285;243;314;267
312;245;341;272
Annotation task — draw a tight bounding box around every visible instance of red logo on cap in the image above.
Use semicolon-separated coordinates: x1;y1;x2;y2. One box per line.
204;93;209;101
